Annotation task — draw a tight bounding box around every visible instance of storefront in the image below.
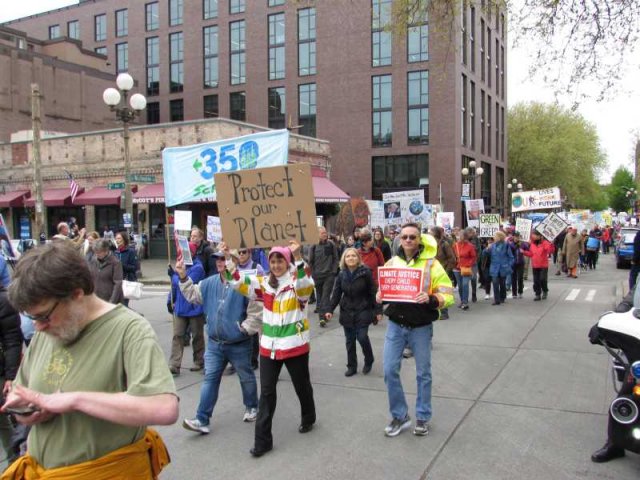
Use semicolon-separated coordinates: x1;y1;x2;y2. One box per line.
24;188;84;237
74;186;133;233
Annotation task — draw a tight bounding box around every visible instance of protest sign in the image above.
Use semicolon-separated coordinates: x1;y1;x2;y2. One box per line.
366;200;385;230
173;210;192;232
377;267;424;303
174;233;193;265
207;216;222;243
436;212;455;232
535;212;569;242
163;129;289;207
511;187;562;213
465;199;485;228
515;218;533;241
215;164;319;249
382;190;426;225
479;214;500;238
0;214;17;259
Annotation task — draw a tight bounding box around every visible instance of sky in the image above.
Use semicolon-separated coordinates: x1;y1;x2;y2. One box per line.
1;0;639;184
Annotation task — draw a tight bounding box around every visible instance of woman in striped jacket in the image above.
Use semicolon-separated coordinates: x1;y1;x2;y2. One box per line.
223;240;316;458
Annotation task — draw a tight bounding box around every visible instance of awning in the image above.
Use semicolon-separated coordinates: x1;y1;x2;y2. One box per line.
0;190;30;208
133;184;165;204
24;188;84;207
312;177;350;203
74;187;137;206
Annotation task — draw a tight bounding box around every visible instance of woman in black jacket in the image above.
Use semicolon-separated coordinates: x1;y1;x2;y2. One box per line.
325;248;378;377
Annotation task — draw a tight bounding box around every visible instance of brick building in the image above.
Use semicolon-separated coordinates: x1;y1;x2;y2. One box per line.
4;0;508;219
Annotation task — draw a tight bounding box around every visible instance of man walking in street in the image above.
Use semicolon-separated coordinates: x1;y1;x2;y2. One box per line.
377;223;454;437
308;227;339;327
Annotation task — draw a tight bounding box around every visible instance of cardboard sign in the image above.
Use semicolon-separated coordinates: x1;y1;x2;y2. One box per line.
535;213;569;242
207;216;222;243
174;233;193;265
515;218;533;241
214;164;319;249
479;214;501;238
378;267;424;303
174;210;193;232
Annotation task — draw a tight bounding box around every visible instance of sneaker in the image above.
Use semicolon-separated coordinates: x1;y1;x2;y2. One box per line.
413;420;430;436
319;319;327;328
402;348;413;359
461;304;469;311
440;311;449;320
484;294;490;300
183;418;210;434
243;407;258;422
542;292;548;299
384;415;411;437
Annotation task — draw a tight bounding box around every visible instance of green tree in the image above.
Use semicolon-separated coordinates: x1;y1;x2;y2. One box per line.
607;167;636;213
507;102;607;209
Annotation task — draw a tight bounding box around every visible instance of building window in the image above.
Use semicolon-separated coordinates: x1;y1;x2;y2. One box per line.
371;75;392;147
170;99;184;122
469;81;476;150
204;94;219;118
95;14;106;42
461;74;467;146
487;93;492;157
480;90;485;154
95;46;107;56
230;20;246;85
461;0;467;65
298;83;316;137
268;87;286;129
269;0;285;6
487;27;492;88
116;43;128;73
146;2;159;31
203;26;219;88
372;154;429;199
407;71;428;145
496;166;505;209
372;0;392;67
230;92;246;121
470;6;475;71
147;101;160;124
269;13;286;80
481;161;491;206
230;0;245;14
146;37;160;96
49;25;61;39
67;21;79;40
169;0;183;26
204;0;218;19
495;101;500;160
501;106;505;161
116;9;128;37
501;45;505;99
407;24;428;63
170;32;184;93
495;38;500;96
298;8;316;76
501;13;505;40
480;18;485;82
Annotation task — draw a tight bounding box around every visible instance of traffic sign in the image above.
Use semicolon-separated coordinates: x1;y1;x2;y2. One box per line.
107;182;125;190
128;174;156;183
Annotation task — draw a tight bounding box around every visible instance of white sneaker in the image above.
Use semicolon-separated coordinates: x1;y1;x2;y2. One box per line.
484;294;490;300
183;417;210;434
243;407;258;422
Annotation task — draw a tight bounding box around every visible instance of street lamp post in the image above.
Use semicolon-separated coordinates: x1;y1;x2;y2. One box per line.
461;161;484;226
103;73;147;233
623;187;638;217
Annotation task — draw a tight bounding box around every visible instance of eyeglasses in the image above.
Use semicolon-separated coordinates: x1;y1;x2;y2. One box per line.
401;235;417;241
237;249;249;255
22;300;60;324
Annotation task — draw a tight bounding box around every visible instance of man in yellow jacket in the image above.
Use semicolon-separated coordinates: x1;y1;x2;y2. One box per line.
377;223;454;438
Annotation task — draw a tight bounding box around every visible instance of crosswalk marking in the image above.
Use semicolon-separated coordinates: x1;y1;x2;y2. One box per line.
585;289;596;302
565;289;580;301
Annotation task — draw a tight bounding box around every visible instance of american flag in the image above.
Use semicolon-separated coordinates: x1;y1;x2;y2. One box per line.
65;170;79;204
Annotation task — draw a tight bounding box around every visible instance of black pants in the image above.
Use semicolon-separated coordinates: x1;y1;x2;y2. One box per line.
251;335;259;369
491;275;507;304
344;325;374;369
254;353;316;450
314;274;336;316
532;268;548;296
586;250;598;269
511;264;525;296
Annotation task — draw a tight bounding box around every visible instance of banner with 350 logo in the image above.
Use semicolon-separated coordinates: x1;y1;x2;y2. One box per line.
162;129;289;207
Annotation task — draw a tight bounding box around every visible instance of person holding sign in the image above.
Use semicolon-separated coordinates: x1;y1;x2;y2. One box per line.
486;231;514;305
221;240;316;458
325;248;377;377
376;223;454;437
520;231;554;301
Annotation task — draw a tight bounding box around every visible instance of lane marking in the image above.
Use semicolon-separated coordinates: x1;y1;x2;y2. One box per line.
565;289;580;301
585;289;596;302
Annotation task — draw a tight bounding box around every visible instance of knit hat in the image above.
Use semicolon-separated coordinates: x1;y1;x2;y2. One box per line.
268;246;292;264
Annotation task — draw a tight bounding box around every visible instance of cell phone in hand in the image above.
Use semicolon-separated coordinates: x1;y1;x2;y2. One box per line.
4;405;40;416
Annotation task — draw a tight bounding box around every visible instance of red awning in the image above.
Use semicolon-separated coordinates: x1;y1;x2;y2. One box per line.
312;177;350;203
133;184;165;204
0;190;30;208
74;187;138;206
24;188;84;207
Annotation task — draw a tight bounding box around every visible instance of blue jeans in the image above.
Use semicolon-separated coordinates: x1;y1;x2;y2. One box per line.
196;337;258;425
453;271;470;305
383;321;433;422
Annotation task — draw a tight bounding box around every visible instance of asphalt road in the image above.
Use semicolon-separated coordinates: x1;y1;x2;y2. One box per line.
133;255;639;479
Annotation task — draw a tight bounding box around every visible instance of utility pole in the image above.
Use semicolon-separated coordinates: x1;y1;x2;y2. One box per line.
31;84;45;239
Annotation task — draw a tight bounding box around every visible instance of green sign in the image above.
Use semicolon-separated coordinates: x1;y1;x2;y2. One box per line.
128;174;156;183
107;182;125;190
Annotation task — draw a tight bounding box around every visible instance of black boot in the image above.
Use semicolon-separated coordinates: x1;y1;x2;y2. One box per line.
344;367;357;377
591;442;625;463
